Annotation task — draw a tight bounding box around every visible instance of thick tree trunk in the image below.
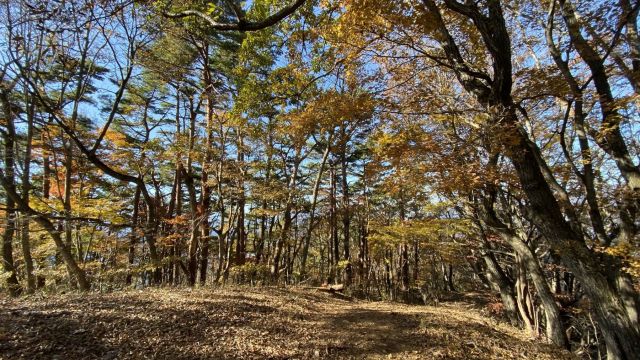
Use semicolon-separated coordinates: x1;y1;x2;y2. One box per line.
421;1;640;356
1;175;20;296
514;237;567;347
508;116;640;358
1;92;20;296
480;199;569;348
481;248;519;326
514;255;536;335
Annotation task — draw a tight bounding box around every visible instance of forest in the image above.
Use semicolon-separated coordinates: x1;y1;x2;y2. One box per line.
0;0;639;359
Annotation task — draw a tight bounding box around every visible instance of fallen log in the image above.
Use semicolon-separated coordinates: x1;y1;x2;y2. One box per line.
303;284;345;293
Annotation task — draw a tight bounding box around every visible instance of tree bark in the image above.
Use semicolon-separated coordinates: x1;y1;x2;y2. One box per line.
1;93;20;296
20;98;36;293
340;143;352;285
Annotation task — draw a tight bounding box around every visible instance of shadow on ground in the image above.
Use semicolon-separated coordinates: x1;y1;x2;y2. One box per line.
0;288;574;360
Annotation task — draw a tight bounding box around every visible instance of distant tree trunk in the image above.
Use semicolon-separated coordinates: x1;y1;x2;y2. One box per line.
223;225;235;282
185;172;199;286
42;123;51;200
300;135;332;277
385;249;394;300
358;218;369;286
399;189;409;293
215;231;227;283
400;244;410;292
63;140;73;252
199;218;210;285
271;155;301;279
340;146;352;285
413;240;419;282
256;123;274;264
126;186;141;285
468;257;492;289
256;210;267;264
358;163;370;287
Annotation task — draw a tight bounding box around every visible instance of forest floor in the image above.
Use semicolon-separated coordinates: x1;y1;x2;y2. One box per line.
0;287;575;360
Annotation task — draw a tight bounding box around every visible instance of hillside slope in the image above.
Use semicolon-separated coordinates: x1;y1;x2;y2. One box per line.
0;288;574;359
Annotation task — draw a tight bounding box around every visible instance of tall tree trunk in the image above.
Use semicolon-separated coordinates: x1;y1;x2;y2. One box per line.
63;141;73;252
329;162;339;282
1;93;20;296
184;97;200;286
126;186;141;285
185;172;199;286
340;146;352;285
199;46;213;285
199;164;211;285
271;156;301;279
300;135;332;277
235;133;246;266
20;97;36;293
358;163;370;287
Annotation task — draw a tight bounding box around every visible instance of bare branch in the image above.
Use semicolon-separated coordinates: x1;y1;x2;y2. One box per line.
164;0;306;32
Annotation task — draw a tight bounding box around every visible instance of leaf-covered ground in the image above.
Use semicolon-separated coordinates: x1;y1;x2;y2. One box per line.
0;287;574;359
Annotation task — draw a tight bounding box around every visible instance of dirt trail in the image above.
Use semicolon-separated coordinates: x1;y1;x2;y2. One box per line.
0;288;574;359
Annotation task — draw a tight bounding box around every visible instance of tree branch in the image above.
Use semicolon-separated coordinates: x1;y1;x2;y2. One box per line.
164;0;306;32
